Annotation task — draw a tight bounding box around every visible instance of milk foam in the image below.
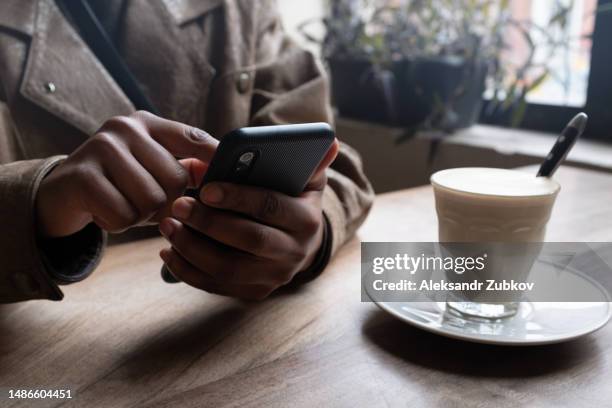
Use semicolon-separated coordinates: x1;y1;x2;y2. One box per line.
431;168;560;197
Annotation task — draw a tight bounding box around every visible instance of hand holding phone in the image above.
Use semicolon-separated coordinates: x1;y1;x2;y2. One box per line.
159;123;339;299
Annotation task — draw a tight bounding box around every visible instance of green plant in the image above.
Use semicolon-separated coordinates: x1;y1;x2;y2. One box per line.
301;0;577;130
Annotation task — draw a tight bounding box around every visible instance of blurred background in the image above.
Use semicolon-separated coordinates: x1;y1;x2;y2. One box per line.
277;0;612;193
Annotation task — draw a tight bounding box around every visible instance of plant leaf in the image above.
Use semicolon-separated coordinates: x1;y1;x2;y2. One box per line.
526;71;549;93
510;97;528;128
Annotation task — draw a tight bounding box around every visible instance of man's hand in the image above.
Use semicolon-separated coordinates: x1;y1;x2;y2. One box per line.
159;139;340;300
36;111;218;238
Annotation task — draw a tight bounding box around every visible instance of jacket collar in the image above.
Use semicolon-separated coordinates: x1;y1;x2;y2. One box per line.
0;0;220;135
18;0;134;135
0;0;224;35
0;0;37;37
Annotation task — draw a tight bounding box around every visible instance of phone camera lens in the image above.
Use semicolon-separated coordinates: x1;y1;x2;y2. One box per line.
239;152;255;165
232;151;256;181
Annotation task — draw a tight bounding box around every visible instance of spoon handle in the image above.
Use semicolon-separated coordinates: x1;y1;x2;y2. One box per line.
537;113;588;178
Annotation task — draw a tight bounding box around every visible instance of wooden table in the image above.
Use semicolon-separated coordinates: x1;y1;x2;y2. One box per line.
2;166;612;407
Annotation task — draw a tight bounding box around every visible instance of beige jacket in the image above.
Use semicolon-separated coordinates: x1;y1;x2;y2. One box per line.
0;0;374;303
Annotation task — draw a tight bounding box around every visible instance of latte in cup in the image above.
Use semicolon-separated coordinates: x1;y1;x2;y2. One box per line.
431;168;560;319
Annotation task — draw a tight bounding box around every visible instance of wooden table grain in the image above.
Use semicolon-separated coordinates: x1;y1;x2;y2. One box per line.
1;165;612;408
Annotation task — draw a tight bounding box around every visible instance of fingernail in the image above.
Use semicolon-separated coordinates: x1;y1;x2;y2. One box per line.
159;218;176;239
201;184;224;204
172;199;194;220
159;248;171;263
187;127;210;143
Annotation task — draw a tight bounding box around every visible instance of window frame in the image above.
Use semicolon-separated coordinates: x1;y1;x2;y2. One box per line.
480;0;612;141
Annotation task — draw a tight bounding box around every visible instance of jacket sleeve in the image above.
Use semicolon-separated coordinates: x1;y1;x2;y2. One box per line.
0;101;105;303
250;2;375;259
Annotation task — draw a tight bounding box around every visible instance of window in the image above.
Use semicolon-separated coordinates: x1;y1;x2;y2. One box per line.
581;0;612;140
277;0;325;55
280;0;612;140
522;0;595;107
484;0;612;140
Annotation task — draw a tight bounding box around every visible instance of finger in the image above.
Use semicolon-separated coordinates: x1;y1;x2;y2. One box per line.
179;158;209;188
98;115;198;200
171;197;299;260
199;183;322;232
160;248;274;301
131;137;190;199
150;158;207;223
159;218;293;286
80;174;139;233
134;111;218;162
118;118;205;197
305;138;339;191
160;247;226;294
98;138;167;223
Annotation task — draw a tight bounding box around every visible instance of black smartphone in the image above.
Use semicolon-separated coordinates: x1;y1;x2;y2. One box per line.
162;122;336;283
198;122;335;196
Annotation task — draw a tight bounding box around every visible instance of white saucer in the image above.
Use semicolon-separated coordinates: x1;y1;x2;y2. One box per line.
367;267;612;346
372;301;611;346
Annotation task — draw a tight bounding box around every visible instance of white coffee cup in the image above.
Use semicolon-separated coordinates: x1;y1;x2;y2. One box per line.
431;167;560;319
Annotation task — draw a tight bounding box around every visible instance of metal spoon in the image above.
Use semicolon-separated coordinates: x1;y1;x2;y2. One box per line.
537;113;588;177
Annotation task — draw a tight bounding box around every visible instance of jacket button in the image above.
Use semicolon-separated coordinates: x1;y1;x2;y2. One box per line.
44;82;56;94
237;72;251;94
